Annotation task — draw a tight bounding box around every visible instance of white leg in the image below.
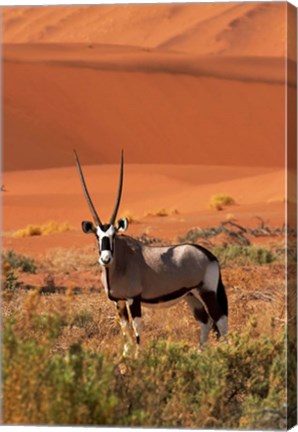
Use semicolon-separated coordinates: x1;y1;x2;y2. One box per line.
199;318;213;347
215;315;228;337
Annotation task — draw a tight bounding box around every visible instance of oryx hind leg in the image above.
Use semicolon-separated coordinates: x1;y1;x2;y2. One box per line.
186;293;213;346
194;261;228;339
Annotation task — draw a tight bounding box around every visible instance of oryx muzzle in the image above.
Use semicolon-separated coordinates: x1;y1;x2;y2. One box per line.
75;151;228;356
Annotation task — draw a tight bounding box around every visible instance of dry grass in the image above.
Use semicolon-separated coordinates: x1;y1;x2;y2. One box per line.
209;194;236;211
40;246;97;273
145;208;179;217
13;220;72;238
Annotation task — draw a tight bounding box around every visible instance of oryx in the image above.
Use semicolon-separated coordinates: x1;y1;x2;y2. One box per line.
74;150;228;355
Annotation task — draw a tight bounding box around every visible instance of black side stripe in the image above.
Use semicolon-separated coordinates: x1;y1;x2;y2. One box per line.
141;283;202;305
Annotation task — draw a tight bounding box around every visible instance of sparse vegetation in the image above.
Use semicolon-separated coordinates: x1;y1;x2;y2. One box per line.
212;245;276;266
71;311;94;328
178;227;216;243
13;220;72;238
3;266;21;293
209;194;236;211
2;250;37;273
145;208;179;217
177;221;289;246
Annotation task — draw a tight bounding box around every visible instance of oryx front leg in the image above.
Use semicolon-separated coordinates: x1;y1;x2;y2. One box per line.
127;297;142;356
116;301;133;357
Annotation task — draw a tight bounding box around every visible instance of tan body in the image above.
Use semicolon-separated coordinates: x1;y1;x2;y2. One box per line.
102;235;211;300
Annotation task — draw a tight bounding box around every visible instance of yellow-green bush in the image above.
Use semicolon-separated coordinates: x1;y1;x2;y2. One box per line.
209;194;236;211
13;221;72;238
3;313;286;428
145;208;179;217
212;245;276;266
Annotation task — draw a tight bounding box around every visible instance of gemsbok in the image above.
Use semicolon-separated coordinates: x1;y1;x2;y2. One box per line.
74;150;228;355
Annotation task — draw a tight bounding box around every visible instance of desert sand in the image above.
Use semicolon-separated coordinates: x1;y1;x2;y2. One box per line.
2;2;294;256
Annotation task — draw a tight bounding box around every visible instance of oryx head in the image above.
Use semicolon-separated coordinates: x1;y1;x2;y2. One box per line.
74;150;128;267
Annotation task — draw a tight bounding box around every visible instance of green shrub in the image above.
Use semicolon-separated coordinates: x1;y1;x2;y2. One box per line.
3;268;21;292
71;311;94;328
212;245;276;266
3;314;117;425
3;314;286;428
2;250;37;273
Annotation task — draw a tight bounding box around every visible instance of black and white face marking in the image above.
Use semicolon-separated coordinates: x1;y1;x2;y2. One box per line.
96;224;116;266
81;218;128;267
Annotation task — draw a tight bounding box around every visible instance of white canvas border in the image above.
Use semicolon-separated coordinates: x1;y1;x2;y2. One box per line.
1;1;297;432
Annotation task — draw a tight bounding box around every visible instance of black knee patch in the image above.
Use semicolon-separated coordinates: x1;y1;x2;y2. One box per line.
194;307;209;324
130;297;141;318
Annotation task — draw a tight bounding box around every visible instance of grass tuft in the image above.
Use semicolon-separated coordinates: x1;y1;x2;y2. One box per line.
145;208;179;218
13;221;72;238
2;250;37;273
209;194;236;211
3;267;21;293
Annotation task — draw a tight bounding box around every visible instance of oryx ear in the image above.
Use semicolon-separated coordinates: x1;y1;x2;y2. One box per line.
116;217;128;232
82;221;96;234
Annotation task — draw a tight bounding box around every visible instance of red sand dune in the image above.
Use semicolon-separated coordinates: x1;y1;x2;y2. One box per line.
2;3;294;59
3;51;287;170
2;2;294;255
3;2;293;170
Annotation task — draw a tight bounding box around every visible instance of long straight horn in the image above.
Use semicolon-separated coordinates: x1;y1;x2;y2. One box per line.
110;150;124;224
74;150;102;226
